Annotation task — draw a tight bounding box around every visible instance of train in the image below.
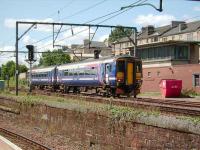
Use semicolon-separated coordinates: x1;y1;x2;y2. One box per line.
30;55;143;97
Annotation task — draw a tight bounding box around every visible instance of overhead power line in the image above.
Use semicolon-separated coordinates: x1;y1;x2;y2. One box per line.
0;0;76;48
36;0;146;51
26;0;145;51
1;0;145;53
61;0;110;20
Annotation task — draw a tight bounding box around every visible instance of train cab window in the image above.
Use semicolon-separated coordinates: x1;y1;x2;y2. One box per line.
117;61;125;72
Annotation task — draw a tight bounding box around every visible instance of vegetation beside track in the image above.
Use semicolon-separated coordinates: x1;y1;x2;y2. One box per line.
1;90;200;134
0;90;161;122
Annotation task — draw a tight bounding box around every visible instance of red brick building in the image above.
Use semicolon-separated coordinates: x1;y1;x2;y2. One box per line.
138;41;200;93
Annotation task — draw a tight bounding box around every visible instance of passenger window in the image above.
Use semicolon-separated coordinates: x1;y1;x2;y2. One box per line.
74;70;78;76
64;70;68;76
79;69;84;76
85;70;90;75
69;71;73;76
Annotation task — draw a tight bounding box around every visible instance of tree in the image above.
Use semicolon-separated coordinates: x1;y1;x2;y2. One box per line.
108;26;133;43
19;64;28;73
0;61;28;80
39;49;71;66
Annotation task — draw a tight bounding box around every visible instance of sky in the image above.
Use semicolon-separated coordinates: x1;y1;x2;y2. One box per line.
0;0;200;65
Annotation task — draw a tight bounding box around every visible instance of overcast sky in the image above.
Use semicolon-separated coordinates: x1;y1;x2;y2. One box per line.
0;0;200;65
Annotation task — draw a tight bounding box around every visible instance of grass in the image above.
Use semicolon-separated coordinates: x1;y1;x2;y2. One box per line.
1;90;200;126
3;78;28;90
181;89;200;98
177;116;200;125
0;90;161;122
138;92;161;98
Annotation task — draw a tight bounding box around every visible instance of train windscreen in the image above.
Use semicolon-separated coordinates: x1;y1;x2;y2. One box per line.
117;61;125;72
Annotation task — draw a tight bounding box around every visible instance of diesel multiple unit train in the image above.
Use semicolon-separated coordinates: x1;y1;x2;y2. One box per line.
30;55;142;97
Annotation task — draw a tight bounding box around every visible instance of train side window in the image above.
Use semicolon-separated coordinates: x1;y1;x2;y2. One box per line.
69;71;73;76
64;70;68;76
91;69;97;75
79;69;84;76
85;70;90;75
74;70;78;76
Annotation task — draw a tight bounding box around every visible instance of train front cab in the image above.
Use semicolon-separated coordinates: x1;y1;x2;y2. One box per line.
116;57;142;97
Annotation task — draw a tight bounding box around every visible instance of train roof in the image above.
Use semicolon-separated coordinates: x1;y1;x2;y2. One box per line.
32;66;55;73
57;55;139;70
30;55;140;72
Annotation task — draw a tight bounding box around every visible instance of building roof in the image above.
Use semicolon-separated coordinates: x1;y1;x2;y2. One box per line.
84;39;107;48
137;40;200;49
113;20;200;44
138;25;171;39
161;20;200;37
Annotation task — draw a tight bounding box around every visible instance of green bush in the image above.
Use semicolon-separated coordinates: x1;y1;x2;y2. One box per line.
181;88;200;97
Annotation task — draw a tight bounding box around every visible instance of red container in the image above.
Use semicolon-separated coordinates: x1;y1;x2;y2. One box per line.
159;79;182;98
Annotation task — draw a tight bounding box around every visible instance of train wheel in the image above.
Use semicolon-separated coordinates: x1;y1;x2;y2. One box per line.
111;89;116;98
73;87;78;93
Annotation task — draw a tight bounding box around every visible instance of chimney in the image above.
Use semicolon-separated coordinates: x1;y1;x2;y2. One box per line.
141;25;154;35
179;23;187;32
147;25;154;35
94;49;101;59
171;21;185;28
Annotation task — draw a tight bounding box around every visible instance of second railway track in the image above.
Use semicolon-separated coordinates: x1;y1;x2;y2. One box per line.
30;89;200;117
0;127;52;150
1;88;200;117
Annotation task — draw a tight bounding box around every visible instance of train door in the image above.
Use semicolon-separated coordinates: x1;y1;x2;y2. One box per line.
116;60;125;84
53;67;57;85
127;62;134;85
105;63;111;85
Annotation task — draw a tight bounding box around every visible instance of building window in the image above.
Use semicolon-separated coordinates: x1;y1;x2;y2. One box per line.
163;37;167;42
187;33;193;41
174;45;188;59
154;37;158;42
147;72;151;78
157;71;160;77
193;74;200;87
146;39;149;43
179;35;182;40
172;35;175;40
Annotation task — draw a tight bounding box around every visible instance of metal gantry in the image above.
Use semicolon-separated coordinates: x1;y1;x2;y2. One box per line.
15;21;137;95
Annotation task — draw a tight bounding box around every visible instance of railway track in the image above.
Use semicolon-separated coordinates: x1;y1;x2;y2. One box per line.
0;127;52;150
2;88;200;117
30;89;200;117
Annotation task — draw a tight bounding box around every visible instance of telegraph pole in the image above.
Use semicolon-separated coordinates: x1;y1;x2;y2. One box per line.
15;22;19;96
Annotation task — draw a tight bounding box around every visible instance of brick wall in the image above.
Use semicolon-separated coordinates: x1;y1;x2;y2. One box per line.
141;64;200;93
1;102;200;149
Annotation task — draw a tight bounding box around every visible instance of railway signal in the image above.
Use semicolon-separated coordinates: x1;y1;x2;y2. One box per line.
26;45;34;61
26;45;36;93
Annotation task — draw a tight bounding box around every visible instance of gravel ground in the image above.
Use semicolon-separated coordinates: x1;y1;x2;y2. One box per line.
0;115;85;150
